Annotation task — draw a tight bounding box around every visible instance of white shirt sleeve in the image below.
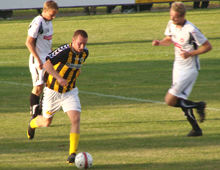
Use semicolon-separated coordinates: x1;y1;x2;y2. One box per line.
191;27;207;46
164;20;172;36
28;17;42;38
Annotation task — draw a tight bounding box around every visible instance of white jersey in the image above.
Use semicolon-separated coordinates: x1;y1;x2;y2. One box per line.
28;15;53;63
164;20;207;71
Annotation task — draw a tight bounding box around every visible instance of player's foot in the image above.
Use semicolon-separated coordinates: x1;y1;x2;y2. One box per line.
67;153;76;164
27;118;35;140
197;101;206;123
186;129;203;137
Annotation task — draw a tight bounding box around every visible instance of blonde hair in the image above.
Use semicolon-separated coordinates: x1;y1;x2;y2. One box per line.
171;2;186;16
43;1;59;11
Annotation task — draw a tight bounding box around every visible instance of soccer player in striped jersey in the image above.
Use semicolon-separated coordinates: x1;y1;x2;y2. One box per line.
25;1;58;118
152;2;212;137
27;30;89;164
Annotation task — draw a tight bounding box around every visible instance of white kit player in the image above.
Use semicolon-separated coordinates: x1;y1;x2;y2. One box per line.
25;1;58;118
152;2;212;136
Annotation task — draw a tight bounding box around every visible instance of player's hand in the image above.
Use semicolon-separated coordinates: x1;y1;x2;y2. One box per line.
152;40;160;46
36;58;43;70
57;77;68;87
180;49;190;59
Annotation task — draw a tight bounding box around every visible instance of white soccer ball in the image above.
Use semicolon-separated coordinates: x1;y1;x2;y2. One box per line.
75;152;93;169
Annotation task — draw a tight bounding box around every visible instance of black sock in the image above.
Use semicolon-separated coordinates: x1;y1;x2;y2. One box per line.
182;108;201;131
30;93;40;116
174;98;198;109
30;93;40;106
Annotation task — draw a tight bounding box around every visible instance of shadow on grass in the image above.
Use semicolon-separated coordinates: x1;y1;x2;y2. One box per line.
2;160;220;170
1;129;220;155
1;58;220;113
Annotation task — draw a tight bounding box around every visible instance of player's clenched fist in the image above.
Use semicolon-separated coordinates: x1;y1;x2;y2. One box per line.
152;40;160;46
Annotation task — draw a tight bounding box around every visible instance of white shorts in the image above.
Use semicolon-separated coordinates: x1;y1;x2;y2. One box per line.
42;87;81;118
168;68;198;100
29;54;45;86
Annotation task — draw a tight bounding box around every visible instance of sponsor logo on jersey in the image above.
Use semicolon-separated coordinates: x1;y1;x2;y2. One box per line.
44;35;52;40
45;29;50;33
174;42;182;49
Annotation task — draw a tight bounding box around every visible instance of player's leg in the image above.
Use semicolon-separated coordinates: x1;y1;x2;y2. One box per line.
27;115;53;139
66;110;81;164
173;97;206;123
165;92;203;136
165;92;205;112
29;57;45;118
165;70;205;136
30;84;44;117
63;87;81;164
27;87;60;139
167;70;206;122
182;108;202;137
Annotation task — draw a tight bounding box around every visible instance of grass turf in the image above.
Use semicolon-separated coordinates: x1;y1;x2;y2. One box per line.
0;7;220;170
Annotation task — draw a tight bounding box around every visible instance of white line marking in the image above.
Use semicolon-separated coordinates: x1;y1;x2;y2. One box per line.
0;81;31;87
80;91;165;104
1;80;220;111
0;60;28;64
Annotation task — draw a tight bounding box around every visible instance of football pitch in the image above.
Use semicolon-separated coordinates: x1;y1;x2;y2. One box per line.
0;7;220;170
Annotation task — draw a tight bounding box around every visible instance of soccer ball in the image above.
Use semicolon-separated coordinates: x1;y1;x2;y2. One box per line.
75;152;93;169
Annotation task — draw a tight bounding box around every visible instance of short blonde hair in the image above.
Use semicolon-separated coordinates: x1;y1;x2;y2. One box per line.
43;1;59;11
171;2;186;16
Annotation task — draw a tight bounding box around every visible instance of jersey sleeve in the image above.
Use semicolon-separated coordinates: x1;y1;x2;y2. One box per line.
28;16;42;38
46;46;69;65
164;20;172;36
191;27;207;46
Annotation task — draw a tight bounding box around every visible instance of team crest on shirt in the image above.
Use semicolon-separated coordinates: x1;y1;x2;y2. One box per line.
80;58;84;63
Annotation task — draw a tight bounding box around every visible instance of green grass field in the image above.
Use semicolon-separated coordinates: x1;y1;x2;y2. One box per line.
0;6;220;170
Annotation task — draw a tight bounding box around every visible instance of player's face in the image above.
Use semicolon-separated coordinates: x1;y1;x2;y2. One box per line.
43;9;58;21
72;35;88;53
170;9;185;26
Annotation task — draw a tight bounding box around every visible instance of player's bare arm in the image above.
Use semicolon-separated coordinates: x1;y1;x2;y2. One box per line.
43;60;68;87
180;40;212;59
152;36;173;46
25;35;43;69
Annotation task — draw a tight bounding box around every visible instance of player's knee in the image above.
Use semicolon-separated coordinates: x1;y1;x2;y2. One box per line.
74;114;80;124
165;100;173;106
32;85;44;96
71;114;80;125
165;96;175;106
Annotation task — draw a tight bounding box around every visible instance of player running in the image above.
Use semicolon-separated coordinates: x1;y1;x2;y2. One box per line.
25;1;58;118
152;2;212;137
27;30;89;164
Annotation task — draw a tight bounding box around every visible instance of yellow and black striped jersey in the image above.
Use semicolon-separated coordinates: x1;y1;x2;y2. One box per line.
44;43;89;93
